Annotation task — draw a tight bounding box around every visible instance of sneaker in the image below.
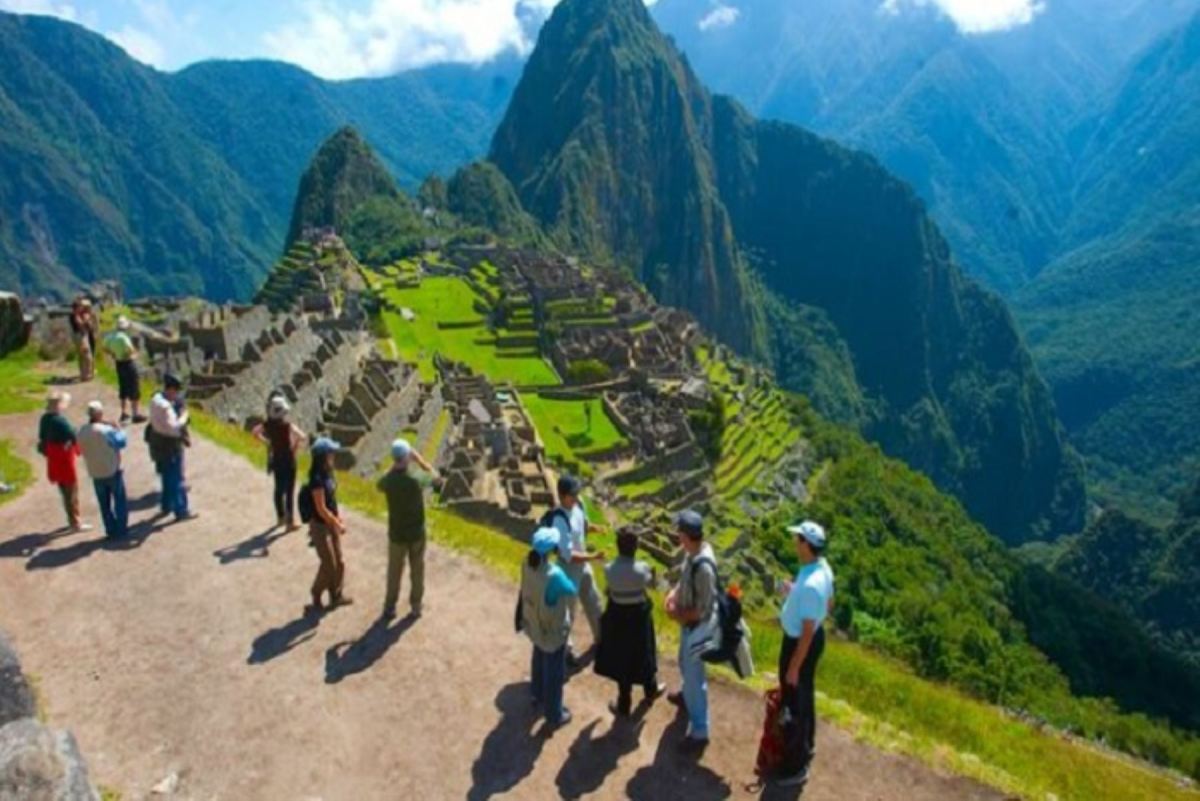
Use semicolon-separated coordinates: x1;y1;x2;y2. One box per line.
70;523;94;533
119;413;131;424
175;511;199;522
409;605;423;619
276;516;286;529
332;595;355;608
552;708;573;727
607;701;631;717
646;682;667;701
773;768;810;788
678;735;710;755
381;607;397;621
131;414;148;424
666;690;685;707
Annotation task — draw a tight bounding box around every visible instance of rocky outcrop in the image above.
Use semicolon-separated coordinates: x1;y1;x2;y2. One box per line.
0;292;28;357
0;634;99;801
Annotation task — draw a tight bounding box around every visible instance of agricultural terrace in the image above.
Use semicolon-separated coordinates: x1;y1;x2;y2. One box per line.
376;264;559;386
521;393;627;478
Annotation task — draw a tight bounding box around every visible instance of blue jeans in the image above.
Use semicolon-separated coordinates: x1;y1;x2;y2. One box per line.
679;626;710;739
530;645;567;725
93;472;128;539
159;456;189;518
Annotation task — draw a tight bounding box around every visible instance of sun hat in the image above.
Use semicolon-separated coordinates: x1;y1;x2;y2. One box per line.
86;400;104;416
269;396;290;418
788;520;827;549
46;390;71;410
117;315;131;330
531;526;560;556
311;437;341;456
675;509;704;539
391;438;412;461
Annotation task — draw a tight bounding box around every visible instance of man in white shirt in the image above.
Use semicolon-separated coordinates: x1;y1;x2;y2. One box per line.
551;475;604;664
148;373;194;521
77;401;129;539
774;520;835;787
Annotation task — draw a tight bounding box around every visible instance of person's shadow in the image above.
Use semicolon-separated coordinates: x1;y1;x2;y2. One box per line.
248;611;321;665
555;716;645;799
323;615;417;684
624;709;732;801
466;682;555;801
24;514;170;570
0;528;74;560
213;527;289;564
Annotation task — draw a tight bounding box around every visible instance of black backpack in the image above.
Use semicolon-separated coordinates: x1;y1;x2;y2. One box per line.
297;483;315;524
539;507;569;531
691;556;745;667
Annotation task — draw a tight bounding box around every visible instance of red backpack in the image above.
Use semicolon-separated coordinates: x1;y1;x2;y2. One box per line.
754;688;787;782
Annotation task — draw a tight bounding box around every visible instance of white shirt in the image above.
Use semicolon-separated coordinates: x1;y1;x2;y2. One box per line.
150;393;188;438
779;557;834;638
555;500;588;561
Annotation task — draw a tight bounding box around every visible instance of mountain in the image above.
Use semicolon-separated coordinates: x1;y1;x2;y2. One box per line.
1051;473;1200;662
1014;14;1200;519
0;12;517;300
490;0;1085;542
444;161;543;243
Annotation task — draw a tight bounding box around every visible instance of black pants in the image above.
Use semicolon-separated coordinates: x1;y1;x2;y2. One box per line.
272;460;297;522
778;626;825;775
616;677;660;715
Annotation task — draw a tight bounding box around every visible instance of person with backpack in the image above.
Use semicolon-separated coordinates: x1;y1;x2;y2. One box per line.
594;528;665;717
301;437;350;615
376;438;438;621
147;373;194;521
773;520;835;788
252;395;307;531
548;475;604;664
37;391;89;533
665;509;717;752
519;526;577;727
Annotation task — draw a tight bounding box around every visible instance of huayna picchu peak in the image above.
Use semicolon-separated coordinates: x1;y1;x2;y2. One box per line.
489;0;1085;543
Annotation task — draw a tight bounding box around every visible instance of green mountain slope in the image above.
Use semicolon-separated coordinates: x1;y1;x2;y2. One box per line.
491;0;1085;542
0;11;516;300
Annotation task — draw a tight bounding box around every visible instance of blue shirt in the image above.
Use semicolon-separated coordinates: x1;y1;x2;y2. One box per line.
780;558;834;638
544;563;577;606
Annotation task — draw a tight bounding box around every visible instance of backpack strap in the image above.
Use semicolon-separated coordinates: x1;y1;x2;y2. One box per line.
690;555;724;593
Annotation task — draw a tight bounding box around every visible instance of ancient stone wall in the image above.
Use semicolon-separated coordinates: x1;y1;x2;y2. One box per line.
0;292;29;357
180;305;271;361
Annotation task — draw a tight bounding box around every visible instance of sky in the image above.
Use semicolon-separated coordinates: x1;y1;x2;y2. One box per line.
0;0;1047;78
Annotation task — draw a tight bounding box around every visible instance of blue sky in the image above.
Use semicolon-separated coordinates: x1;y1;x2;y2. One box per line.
0;0;1046;78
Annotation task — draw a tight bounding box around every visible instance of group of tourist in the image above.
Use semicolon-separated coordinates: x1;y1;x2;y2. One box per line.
515;475;835;788
43;302;835;788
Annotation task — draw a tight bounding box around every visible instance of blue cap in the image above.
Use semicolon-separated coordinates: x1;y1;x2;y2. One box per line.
531;526;560;556
391;438;412;461
675;509;703;538
788;521;827;548
311;437;341;456
557;474;581;497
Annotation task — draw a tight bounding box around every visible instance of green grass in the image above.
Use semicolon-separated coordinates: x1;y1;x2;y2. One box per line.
380;276;558;385
521;394;627;473
0;438;34;507
0;346;61;414
614;474;665;500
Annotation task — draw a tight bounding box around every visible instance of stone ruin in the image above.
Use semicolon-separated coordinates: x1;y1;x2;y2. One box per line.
0;292;29;357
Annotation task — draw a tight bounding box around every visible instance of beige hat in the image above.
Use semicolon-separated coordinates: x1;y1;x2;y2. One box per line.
117;315;131;331
46;391;71;411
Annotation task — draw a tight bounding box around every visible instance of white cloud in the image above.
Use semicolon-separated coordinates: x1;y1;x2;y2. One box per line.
263;0;561;79
109;23;166;66
881;0;1046;34
0;0;79;21
698;3;738;32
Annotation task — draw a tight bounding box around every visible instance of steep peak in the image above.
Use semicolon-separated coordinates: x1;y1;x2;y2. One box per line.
285;126;402;246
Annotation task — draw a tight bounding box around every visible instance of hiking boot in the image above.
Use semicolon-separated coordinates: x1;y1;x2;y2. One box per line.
70;523;93;533
608;701;631;717
646;682;667;702
678;735;709;755
552;708;573;727
131;414;148;424
409;604;423;619
119;413;131;424
381;606;397;621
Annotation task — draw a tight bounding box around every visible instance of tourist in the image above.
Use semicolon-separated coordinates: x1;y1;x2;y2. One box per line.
77;401;129;540
306;437;350;614
69;298;97;382
252;396;307;530
594;528;665;716
773;521;835;788
519;526;577;727
376;438;438;621
103;316;145;423
665;509;717;751
37;391;89;533
550;475;604;663
148;373;194;521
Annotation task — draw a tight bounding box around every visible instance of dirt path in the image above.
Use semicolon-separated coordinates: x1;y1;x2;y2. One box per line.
0;379;1004;801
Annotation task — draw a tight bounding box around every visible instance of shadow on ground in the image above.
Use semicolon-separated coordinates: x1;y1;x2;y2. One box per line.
213;526;290;564
555;716;645;799
21;513;172;571
468;682;557;801
248;611;321;665
323;614;417;684
624;709;733;801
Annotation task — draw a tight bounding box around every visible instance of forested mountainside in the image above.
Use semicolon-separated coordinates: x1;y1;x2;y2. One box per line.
489;0;1084;543
0;11;516;299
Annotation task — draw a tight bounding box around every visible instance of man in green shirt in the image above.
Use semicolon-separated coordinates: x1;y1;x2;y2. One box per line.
103;316;146;424
377;438;438;620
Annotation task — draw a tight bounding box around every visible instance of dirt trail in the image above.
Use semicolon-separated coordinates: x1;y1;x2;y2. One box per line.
0;379;1004;801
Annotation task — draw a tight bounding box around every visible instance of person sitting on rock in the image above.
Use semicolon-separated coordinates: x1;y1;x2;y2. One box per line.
519;526;577;728
252;396;307;531
37;391;89;533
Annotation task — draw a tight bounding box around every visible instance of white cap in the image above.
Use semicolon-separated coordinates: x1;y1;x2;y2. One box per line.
788;521;827;549
117;315;131;330
269;396;290;417
391;438;412;461
87;400;104;415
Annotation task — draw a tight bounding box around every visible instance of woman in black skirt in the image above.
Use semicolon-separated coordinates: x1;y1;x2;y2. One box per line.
594;529;666;716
